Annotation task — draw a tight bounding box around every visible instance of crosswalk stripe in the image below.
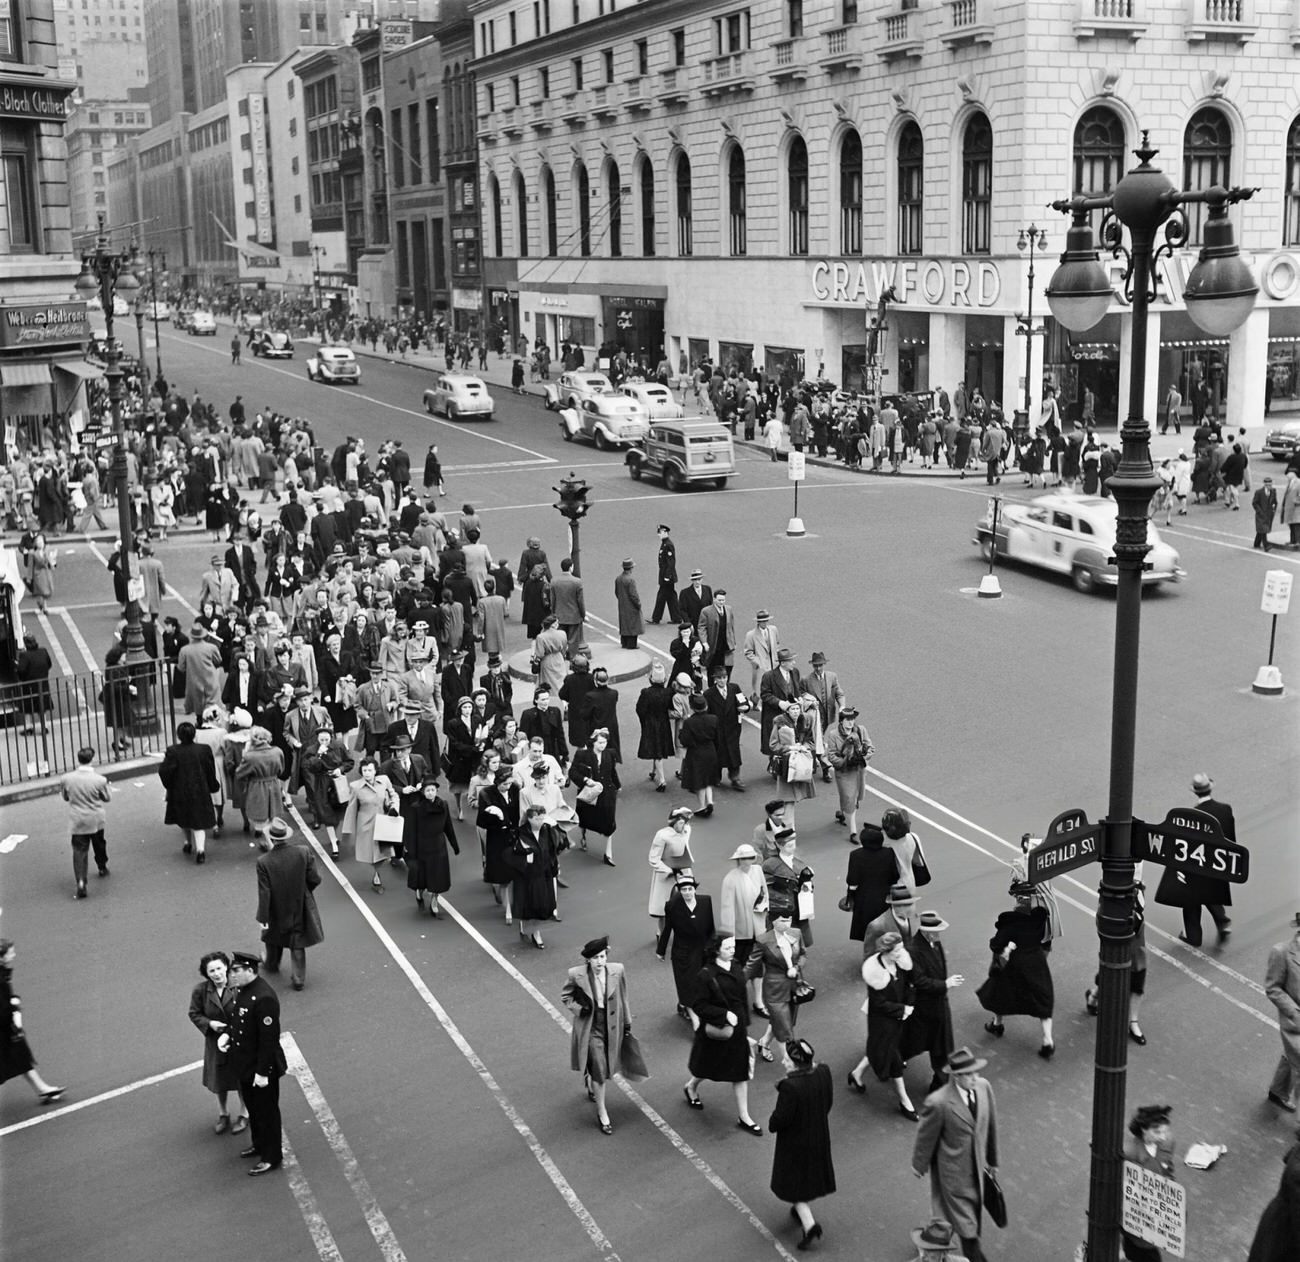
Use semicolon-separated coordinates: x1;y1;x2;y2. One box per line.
33;610;74;677
52;606;99;673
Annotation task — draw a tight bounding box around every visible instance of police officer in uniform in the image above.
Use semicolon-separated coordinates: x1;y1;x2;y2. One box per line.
650;524;679;625
219;951;287;1175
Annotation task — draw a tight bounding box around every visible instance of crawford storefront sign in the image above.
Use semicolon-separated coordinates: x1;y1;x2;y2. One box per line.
810;258;1003;309
1102;248;1300;309
0;302;90;349
0;78;75;121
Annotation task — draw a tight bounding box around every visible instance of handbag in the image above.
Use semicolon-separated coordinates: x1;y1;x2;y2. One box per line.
982;1167;1008;1229
796;886;815;921
792;977;816;1005
911;833;933;888
703;1021;734;1041
786;746;814;783
576;780;602;805
618;1031;650;1081
837;891;854;913
372;812;405;846
329;769;352;805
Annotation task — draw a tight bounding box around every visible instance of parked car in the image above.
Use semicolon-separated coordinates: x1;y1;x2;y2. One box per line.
1264;419;1300;460
626;418;737;491
187;311;217;336
251;329;294;358
972;493;1185;594
423;373;495;421
542;371;617;411
146;300;172;322
172;310;191;331
558;395;649;450
620;381;684;420
305;345;360;384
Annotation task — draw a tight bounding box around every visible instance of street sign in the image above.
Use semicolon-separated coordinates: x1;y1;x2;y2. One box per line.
1026;808;1103;883
1262;569;1293;615
788;451;806;481
1122;1162;1186;1258
1133;809;1250;884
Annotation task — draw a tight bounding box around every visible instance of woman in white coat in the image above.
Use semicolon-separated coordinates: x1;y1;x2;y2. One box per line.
719;842;769;1015
648;807;695;933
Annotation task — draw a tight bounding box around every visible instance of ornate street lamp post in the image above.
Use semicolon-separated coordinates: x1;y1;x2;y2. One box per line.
1014;223;1047;440
1045;136;1257;1262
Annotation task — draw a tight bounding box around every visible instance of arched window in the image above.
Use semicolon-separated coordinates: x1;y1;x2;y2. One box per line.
676;153;692;256
1286;116;1300;247
787;136;808;256
1183;107;1232;245
542;165;558;256
839;129;862;256
639;156;655;256
728;146;746;257
1073;105;1125;197
489;173;502;256
608;161;622;257
961;113;991;255
897;121;923;255
514;170;528;257
576;163;591;257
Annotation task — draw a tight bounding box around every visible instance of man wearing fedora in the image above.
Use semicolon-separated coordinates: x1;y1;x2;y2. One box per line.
1154;771;1235;948
256;819;323;991
614;558;643;649
863;884;921;957
705;665;749;792
912;1046;1000;1262
678;568;713;631
804;652;844;782
218;951;287;1176
697;588;737;682
386;696;440;771
759;647;804;756
1265;913;1300;1113
903;910;964;1093
742;609;781;708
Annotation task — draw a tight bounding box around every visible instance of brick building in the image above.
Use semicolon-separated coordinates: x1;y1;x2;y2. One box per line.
468;0;1300;429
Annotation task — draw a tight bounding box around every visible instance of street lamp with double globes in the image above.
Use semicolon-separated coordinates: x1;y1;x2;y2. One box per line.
1044;135;1257;1262
1013;223;1048;440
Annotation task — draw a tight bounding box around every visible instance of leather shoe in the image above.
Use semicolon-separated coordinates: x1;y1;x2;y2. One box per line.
1268;1092;1297;1112
898;1104;919;1122
1128;1023;1147;1046
729;779;745;792
753;1003;770;1019
846;1073;866;1095
213;1114;230;1135
735;1118;763;1136
291;980;304;991
556;877;570;889
97;866;109;877
248;1161;281;1176
231;1116;248;1134
239;1146;260;1159
75;883;87;900
602;856;616;868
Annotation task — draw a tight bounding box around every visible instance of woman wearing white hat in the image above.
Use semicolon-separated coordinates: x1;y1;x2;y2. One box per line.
648;808;695;934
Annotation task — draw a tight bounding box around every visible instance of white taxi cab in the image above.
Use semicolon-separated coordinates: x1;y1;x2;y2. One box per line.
306;345;360;384
423;373;495;421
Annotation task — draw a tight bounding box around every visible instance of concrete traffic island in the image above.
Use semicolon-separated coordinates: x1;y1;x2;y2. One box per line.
508;642;652;684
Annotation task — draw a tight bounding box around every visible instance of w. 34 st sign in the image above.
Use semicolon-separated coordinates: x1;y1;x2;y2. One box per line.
1133;809;1250;884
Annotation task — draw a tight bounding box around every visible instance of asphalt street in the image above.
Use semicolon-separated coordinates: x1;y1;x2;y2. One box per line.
1;319;1297;1261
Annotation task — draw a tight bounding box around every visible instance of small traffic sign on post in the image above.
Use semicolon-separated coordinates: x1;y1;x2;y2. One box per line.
786;450;806;537
1026;808;1104;883
1254;570;1292;696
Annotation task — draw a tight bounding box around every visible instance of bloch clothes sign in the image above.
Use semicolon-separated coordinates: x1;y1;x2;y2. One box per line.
0;302;90;349
1122;1162;1186;1257
0;80;75;121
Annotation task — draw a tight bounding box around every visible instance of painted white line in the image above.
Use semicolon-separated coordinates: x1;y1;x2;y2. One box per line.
283;1031;408;1262
282;802;621;1260
33;610;75;677
282;1134;347;1262
439;898;801;1262
0;1058;204;1136
53;606;99;673
81;540;199;621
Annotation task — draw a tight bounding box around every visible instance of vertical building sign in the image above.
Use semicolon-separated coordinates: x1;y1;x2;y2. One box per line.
248;93;273;245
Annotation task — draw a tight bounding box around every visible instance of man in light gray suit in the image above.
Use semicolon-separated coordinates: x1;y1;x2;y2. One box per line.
742;609;780;706
550;557;586;657
61;746;112;898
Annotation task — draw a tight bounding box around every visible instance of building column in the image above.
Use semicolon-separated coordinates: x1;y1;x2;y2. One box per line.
1227;307;1269;437
928;312;965;397
1118;308;1161;429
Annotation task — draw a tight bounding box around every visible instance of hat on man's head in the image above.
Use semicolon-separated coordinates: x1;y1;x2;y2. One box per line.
1190;772;1213;796
621;558;634;570
229;950;262;971
689;569;703;581
403;698;422;714
390;734;413;751
292;684;311;698
689;693;708;712
657;523;671;533
755;609;770;622
487;653;502;666
918;910;949;932
267;819;292;843
912;1221;958;1250
368;661;384;675
776;647;795;663
773;827;796;844
886;883;917;906
946;1046;988;1075
189;623;209;640
809;651;827;666
581;935;609;959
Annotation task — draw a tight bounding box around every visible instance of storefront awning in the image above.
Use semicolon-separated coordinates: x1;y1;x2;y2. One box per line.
0;362;52;387
52;359;104;382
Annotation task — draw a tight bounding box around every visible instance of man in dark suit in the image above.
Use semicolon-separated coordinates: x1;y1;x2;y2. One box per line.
220;951;288;1176
1155;771;1236;947
387;698;441;773
677;568;713;630
903;910;962;1092
479;653;514;716
759;648;803;755
696;589;737;681
520;683;569;765
389;441;411;497
550;557;586;656
862;884;920;957
309;499;340;565
577;667;621;762
704;666;749;790
440;647;474;715
225;538;260;611
651;523;680;624
256;819;323;991
380;736;430;853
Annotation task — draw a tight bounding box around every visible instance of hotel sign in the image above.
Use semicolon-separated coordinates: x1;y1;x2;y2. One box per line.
810;258;1003;309
247;94;274;246
0;301;90;348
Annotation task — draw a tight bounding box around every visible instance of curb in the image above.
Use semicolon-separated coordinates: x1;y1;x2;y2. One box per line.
0;751;161;806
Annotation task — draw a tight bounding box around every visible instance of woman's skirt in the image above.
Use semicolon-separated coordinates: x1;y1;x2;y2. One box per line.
586;1007;611;1084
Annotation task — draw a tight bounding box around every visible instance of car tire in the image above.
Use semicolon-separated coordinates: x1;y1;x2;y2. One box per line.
979;539;995;564
594;430;609;451
448;403;459;421
664;465;683;492
629;462;642;481
561;423;573;442
713;477;728;490
1072;565;1097;594
425;398;435;415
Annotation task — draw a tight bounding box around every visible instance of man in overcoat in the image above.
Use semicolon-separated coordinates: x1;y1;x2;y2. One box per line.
1154;771;1235;948
902;910;962;1093
219;952;287;1176
759;648;804;755
677;569;713;631
159;721;220;862
550;557;586;656
61;746;112;897
256;819;323;990
387;697;441;772
862;884;921;957
804;652;844;781
742;610;781;706
614;558;643;649
912;1046;1000;1262
650;524;679;624
696;589;737;681
1265;913;1300;1113
704;666;749;791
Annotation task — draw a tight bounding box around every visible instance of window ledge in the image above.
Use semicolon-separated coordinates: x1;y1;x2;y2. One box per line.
1184;19;1257;42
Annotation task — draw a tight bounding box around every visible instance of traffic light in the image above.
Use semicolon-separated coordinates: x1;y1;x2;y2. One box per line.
554;473;592;521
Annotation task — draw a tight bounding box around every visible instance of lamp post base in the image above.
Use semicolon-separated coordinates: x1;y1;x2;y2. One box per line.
1251;664;1284;696
977;574;1003;598
785;517;806;537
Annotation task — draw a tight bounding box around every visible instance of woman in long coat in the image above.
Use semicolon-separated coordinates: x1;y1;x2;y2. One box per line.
101;644;136;756
0;939;64;1103
187;951;248;1134
160;722;220;860
769;1039;835;1250
763;830;816;946
443;696;485;819
976;880;1056;1057
1247;1125;1300;1262
825;707;874;840
769;704;815;824
24;534;55;612
404;778;460;917
317;633;357;735
684;933;764;1133
849;933;919;1118
570;728;620;864
478;766;519;921
506;805;560;948
678;694;720;816
340;758;399;892
521;564;551;638
532;615;568;695
845;822;899;943
635;661;675;789
745;913;807;1064
301;728;354;857
648;808;695;930
561;938;637;1136
656;876;715;1018
232;728;284;851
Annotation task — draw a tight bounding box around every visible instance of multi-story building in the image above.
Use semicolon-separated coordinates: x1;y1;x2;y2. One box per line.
0;0;92;455
353;22;392;315
469;0;1300;429
66;97;151;236
142;0;196;120
439;4;480;338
